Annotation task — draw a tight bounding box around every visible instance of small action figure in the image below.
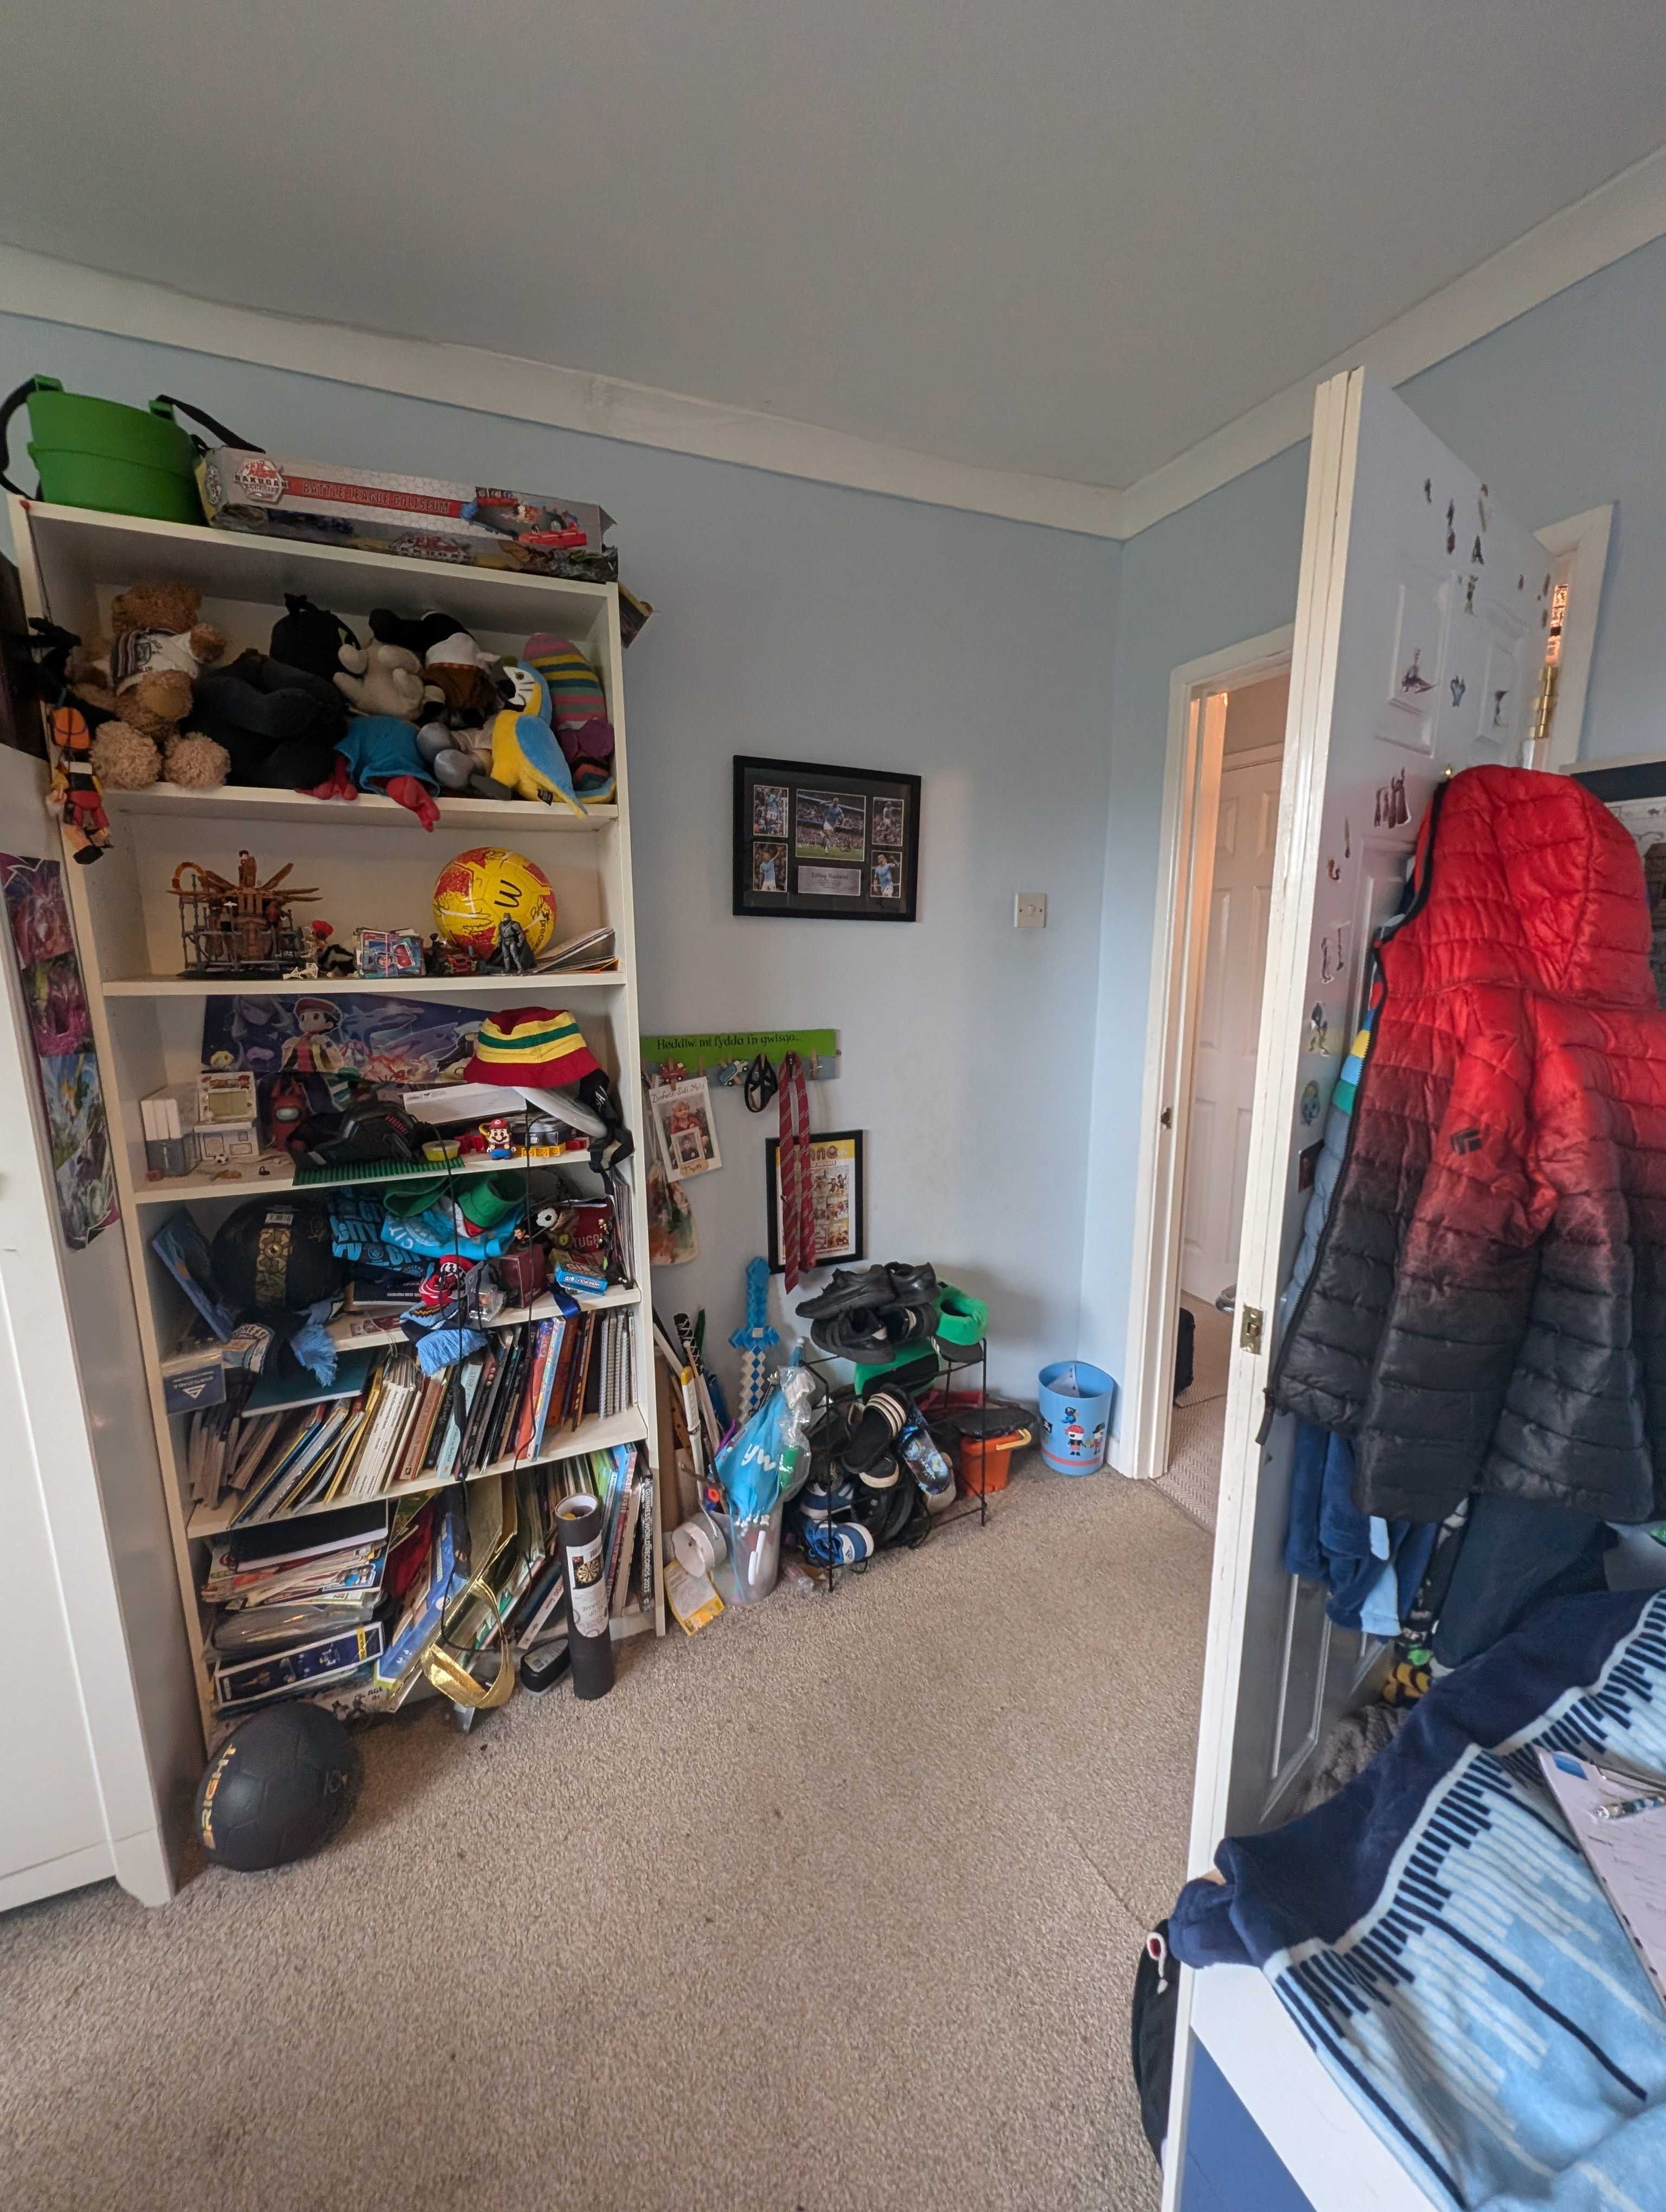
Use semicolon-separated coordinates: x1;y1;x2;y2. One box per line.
479;1115;516;1160
46;704;111;865
485;918;535;974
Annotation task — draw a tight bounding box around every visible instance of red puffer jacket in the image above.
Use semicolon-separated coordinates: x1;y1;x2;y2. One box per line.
1272;764;1666;1525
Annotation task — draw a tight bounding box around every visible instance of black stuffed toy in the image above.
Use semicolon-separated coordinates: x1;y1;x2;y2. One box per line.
190;651;349;788
270;593;359;683
367;608;457;661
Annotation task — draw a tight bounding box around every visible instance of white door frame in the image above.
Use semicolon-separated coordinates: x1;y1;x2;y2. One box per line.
1119;625;1295;1487
1533;502;1613;770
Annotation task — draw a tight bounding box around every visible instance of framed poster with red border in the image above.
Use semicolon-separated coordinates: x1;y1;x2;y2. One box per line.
765;1130;866;1274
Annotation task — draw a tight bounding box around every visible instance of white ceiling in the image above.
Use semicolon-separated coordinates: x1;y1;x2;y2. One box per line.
3;1;1665;495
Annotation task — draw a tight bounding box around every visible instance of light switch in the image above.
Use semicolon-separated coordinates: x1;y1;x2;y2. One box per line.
1014;893;1048;929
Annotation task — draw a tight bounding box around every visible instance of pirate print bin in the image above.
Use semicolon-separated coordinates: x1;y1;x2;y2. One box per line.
1037;1361;1115;1474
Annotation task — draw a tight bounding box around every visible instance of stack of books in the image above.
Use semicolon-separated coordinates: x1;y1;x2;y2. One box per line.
597;1309;636;1420
572;1442;656;1624
186;1306;625;1524
491;1444;652;1643
201;1499;395;1715
197;1450;655;1723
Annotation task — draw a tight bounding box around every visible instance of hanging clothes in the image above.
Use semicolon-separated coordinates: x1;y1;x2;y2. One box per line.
1271;765;1666;1527
1284;1423;1437;1638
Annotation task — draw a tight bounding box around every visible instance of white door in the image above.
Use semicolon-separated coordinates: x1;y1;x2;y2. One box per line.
1181;750;1280;1304
1163;369;1551;2208
0;746;198;1907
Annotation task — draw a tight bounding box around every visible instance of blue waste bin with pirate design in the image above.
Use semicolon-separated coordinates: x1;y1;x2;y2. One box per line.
1037;1361;1115;1474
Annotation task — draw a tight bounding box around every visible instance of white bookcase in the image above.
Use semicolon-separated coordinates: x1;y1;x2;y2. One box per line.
9;496;663;1749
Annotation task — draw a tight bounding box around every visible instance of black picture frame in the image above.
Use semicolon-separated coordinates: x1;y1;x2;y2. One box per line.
733;755;920;921
764;1129;866;1274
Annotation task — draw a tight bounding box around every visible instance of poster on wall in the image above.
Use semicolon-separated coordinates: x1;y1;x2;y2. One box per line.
0;853;119;1250
765;1130;866;1274
200;994;488;1084
649;1076;722;1182
734;756;921;921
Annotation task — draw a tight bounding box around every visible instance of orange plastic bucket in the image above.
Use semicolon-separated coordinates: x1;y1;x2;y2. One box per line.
956;1426;1031;1497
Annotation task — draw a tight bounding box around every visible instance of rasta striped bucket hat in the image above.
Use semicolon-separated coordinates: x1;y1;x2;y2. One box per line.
465;1007;601;1088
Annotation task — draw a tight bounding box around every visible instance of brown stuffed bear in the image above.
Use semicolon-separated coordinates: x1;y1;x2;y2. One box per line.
75;582;230;788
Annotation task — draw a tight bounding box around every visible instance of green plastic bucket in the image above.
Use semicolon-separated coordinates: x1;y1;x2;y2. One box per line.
0;377;255;524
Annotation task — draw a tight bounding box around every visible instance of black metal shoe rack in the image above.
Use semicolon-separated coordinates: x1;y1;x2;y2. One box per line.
796;1335;994;1591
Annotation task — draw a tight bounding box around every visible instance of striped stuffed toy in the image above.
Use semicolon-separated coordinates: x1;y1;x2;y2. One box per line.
523;633;616;802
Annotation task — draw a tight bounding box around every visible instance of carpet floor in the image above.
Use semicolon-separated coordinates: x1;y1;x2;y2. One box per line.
1157;1300;1233;1533
0;1461;1211;2212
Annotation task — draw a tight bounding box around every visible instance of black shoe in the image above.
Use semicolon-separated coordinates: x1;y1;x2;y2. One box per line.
796;1266;894;1321
810;1308;892;1359
883;1263;939;1307
879;1303;933;1347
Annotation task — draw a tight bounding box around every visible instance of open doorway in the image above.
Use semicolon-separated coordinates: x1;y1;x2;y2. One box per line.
1118;624;1293;1513
1160;672;1289;1531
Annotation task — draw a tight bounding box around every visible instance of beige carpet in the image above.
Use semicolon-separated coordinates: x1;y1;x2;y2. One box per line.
0;1462;1210;2212
1157;1299;1233;1532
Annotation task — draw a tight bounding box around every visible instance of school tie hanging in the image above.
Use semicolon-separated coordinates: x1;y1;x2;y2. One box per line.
776;1051;813;1291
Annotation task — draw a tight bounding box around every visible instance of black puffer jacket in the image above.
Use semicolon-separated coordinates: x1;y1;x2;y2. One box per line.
1271;767;1666;1526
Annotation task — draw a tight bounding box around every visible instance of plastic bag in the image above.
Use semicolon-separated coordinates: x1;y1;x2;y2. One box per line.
715;1359;818;1601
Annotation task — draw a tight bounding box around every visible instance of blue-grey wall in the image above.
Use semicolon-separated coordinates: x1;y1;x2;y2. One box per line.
9;216;1665;1423
0;312;1119;1396
1080;231;1666;1417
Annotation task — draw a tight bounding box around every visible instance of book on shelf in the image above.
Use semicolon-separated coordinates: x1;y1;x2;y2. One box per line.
197;1319;643;1552
210;1596;382;1659
197;1439;651;1725
200;1539;387;1611
635;1472;656;1617
213;1622;387;1714
373;1495;462;1707
151;1211;236;1341
509;1556;567;1654
606;1465;639;1616
245;1349;375;1414
220;1498;392;1568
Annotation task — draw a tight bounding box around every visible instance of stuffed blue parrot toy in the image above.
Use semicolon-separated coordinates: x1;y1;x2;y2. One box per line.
486;664;586;813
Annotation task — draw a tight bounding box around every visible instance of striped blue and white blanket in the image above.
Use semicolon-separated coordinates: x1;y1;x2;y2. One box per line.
1170;1591;1666;2209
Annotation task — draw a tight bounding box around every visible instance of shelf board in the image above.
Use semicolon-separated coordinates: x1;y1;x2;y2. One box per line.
133;1145;597;1207
104;968;620;999
104;782;618;831
21;501;619;638
186;1405;648;1540
327;1280;641;1355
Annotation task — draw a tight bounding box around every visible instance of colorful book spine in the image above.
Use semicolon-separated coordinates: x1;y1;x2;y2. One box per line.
373;1504;459;1695
635;1470;655;1616
213;1622;387;1711
529;1318;565;1458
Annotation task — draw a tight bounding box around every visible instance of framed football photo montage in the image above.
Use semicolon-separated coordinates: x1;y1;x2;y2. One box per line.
733;756;921;921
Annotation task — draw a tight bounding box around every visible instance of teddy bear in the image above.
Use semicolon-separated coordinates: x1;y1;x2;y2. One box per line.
75;581;230;789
